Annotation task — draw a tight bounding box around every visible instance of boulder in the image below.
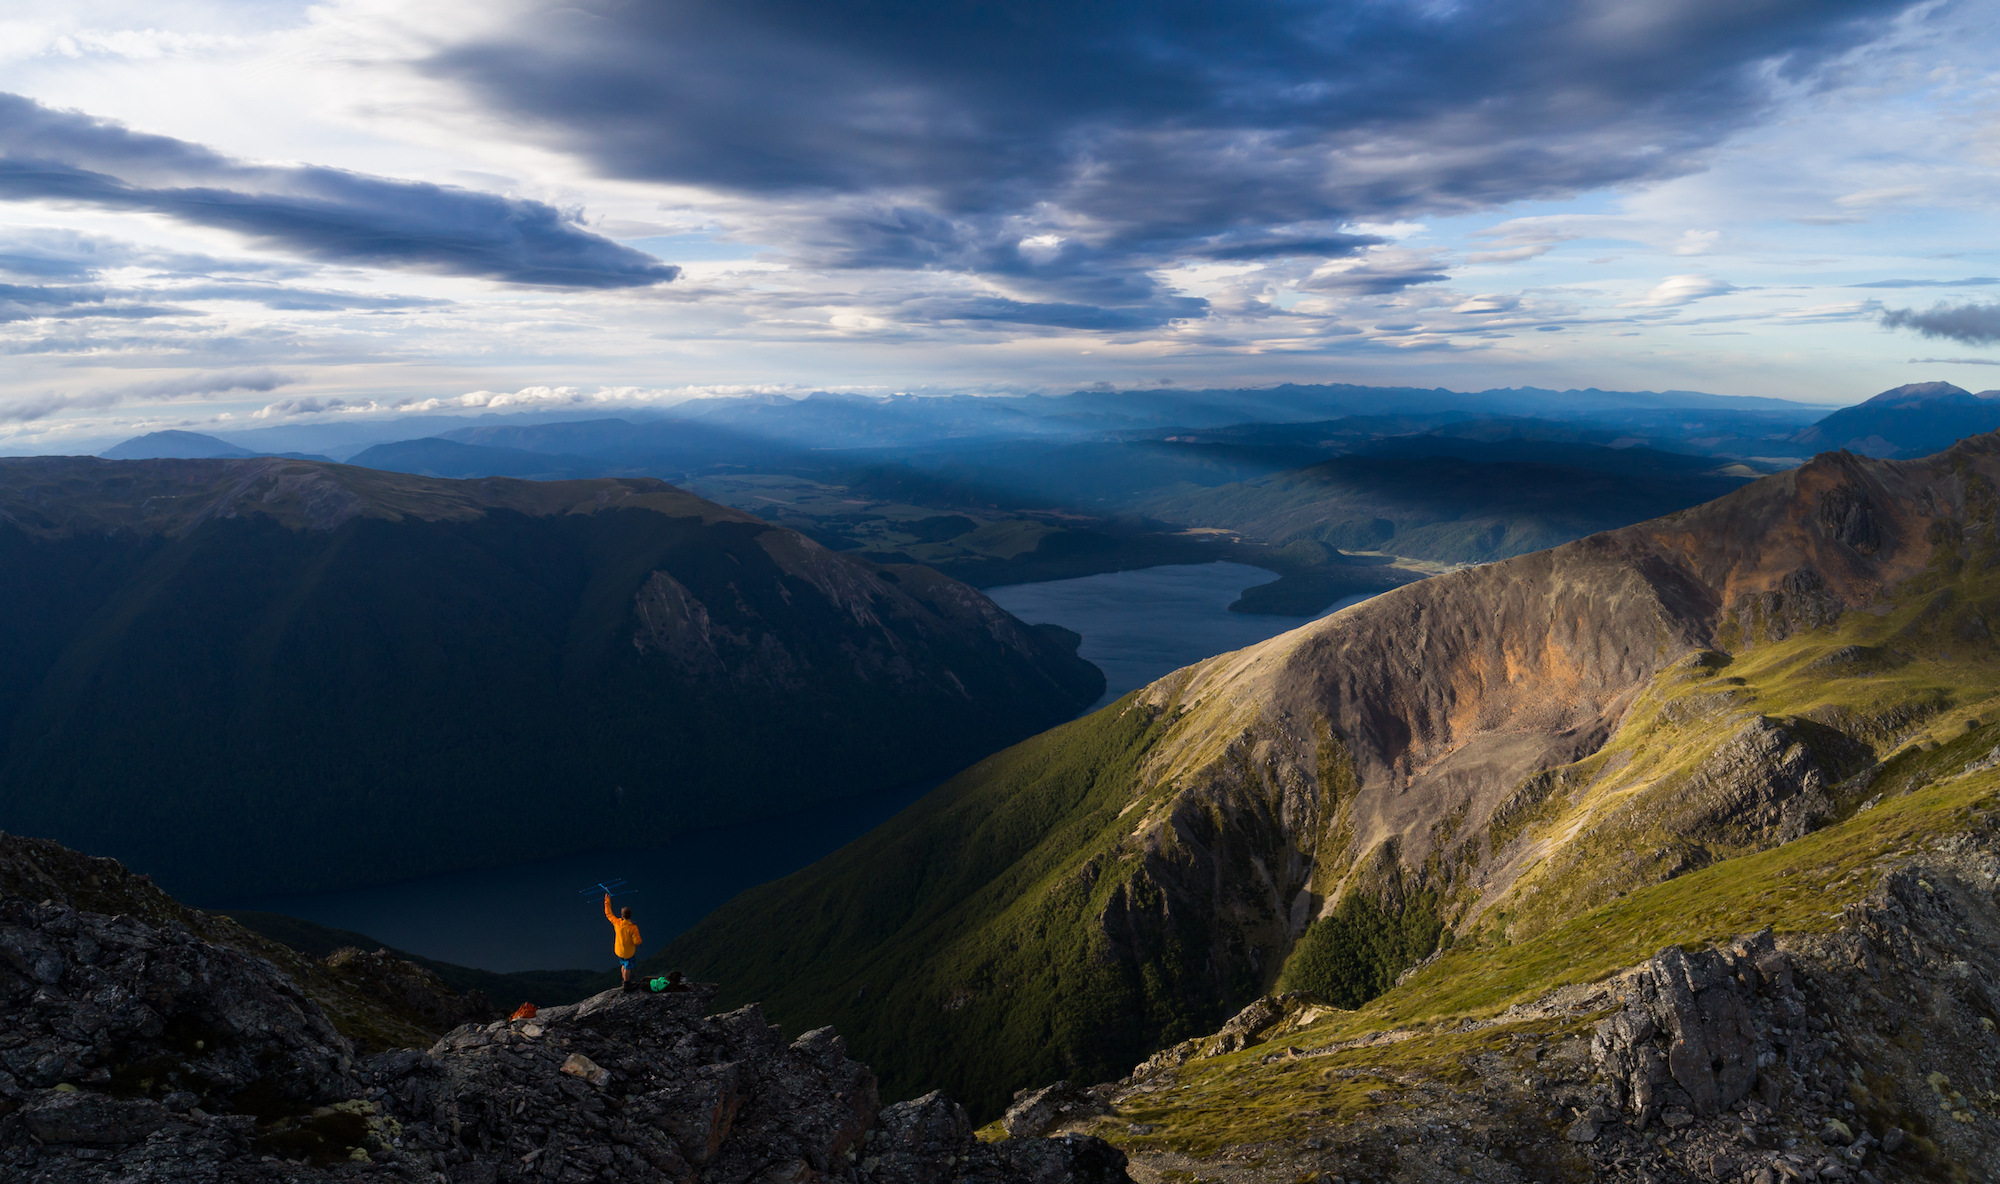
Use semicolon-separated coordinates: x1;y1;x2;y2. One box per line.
1592;935;1778;1122
1006;1082;1081;1138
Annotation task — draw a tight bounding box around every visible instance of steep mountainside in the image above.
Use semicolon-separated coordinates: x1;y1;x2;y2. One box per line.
659;435;2000;1126
1791;381;2000;458
1139;442;1755;559
0;457;1101;901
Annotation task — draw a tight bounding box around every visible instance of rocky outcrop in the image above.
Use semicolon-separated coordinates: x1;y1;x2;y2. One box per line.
0;847;1130;1184
0;832;477;1056
1665;717;1841;847
1002;1082;1114;1140
1588;937;1781;1126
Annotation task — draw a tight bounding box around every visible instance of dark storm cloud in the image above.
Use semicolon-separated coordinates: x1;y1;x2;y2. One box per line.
0;94;679;289
1882;302;2000;346
1187;232;1382;263
425;0;1911;311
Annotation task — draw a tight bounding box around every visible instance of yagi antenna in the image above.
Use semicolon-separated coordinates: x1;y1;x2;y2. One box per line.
582;878;639;898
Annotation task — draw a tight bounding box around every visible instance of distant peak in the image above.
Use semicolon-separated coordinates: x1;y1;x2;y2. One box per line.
100;430;255;460
1859;380;1972;405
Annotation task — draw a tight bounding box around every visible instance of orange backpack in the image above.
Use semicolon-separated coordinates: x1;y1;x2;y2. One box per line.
509;1002;538;1021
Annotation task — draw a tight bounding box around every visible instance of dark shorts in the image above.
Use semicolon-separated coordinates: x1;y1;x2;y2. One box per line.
617;956;634;970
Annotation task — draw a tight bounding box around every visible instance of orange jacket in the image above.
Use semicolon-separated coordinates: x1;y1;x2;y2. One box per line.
605;895;641;959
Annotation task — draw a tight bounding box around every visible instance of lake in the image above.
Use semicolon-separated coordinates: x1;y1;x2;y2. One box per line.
225;561;1373;971
985;561;1373;710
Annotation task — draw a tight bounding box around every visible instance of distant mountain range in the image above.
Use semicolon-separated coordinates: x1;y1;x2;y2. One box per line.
0;457;1102;901
105;381;2000;475
95;381;1835;466
343;436;608;479
80;381;1997;614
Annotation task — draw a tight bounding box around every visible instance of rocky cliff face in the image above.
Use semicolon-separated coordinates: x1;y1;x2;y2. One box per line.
1088;438;1999;982
0;457;1103;900
0;835;1129;1184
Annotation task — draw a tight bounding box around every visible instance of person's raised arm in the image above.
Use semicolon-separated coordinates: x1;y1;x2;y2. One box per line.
604;892;614;923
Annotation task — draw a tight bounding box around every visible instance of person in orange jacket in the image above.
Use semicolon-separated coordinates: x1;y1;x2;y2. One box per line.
605;894;642;989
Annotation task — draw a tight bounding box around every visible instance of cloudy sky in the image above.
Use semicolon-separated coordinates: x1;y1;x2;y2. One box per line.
3;0;1999;450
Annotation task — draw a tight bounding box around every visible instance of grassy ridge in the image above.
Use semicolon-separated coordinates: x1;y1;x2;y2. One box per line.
655;694;1230;1119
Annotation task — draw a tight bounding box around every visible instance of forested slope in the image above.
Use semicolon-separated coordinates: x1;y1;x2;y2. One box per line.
0;457;1102;901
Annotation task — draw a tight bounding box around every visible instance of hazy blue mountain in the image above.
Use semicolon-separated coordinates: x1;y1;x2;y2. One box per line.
1355;434;1754;477
345;436;612;479
434;416;802;472
1142;438;1757;562
1789;381;2000;458
101;430;332;462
